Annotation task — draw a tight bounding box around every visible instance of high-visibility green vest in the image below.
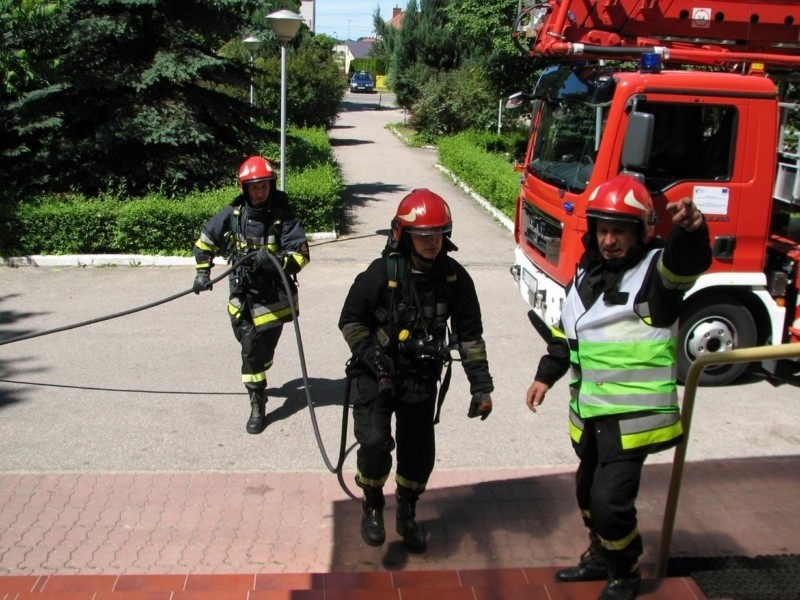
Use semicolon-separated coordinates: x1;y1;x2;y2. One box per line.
562;249;682;452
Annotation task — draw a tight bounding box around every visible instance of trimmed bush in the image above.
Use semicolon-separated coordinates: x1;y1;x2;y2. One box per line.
437;132;524;219
0;128;343;257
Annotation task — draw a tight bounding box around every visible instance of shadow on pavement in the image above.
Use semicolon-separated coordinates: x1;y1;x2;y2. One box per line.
329;457;800;572
266;376;348;425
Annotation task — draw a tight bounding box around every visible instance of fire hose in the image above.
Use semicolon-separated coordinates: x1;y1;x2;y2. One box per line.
0;250;360;500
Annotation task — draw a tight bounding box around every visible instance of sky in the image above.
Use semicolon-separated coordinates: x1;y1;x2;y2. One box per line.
313;1;403;40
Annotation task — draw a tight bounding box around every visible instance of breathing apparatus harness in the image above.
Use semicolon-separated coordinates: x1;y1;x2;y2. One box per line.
351;250;460;425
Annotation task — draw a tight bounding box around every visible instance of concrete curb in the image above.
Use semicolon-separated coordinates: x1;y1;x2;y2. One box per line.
1;232;337;268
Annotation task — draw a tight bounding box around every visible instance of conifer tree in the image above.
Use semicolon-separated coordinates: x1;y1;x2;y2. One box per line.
3;0;266;197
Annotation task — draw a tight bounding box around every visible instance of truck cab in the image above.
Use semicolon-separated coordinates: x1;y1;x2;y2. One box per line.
510;0;800;385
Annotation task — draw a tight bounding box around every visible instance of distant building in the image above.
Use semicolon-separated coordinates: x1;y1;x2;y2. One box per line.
334;39;375;74
387;6;404;29
299;0;314;32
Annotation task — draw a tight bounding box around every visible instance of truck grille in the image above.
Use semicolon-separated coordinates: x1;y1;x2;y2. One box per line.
523;202;563;266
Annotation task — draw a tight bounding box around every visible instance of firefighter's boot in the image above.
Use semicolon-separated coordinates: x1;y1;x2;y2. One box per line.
395;486;426;554
246;389;267;435
360;485;385;547
598;547;641;600
556;532;608;582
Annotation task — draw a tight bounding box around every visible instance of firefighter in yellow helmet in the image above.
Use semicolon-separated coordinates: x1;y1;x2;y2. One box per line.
525;175;710;600
339;189;494;553
192;156;310;435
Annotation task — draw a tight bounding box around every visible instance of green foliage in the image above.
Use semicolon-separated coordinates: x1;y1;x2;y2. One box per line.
350;57;386;76
286;163;342;232
371;6;397;65
412;67;497;140
437;131;523;218
0;127;343;257
2;0;265;200
391;0;419;109
255;34;344;129
0;0;63;98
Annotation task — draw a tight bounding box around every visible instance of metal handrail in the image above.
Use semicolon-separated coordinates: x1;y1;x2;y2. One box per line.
655;343;800;578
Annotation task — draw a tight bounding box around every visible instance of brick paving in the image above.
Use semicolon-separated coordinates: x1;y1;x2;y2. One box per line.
2;458;798;578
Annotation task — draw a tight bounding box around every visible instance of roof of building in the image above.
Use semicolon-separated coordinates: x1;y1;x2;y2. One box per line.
387;6;404;29
346;40;374;59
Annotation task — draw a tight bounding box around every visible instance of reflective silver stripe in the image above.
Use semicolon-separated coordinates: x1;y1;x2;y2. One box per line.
618;412;681;435
581;365;676;383
573;392;675;408
198;232;217;247
569;408;584;431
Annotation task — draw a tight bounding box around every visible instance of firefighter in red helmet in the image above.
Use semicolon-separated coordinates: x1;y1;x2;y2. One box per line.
192;156;310;435
525;175;710;600
339;189;494;553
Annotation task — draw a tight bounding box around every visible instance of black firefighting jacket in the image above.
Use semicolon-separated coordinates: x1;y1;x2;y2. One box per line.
339;248;494;396
193;190;310;331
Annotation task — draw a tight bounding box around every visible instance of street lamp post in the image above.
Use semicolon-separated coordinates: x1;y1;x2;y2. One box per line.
266;9;303;191
243;36;262;111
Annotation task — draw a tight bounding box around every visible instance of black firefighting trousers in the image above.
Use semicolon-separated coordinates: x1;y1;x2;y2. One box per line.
231;315;283;392
575;424;646;571
352;374;437;493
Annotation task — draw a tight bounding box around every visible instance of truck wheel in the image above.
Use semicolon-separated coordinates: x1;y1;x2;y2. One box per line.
677;298;757;386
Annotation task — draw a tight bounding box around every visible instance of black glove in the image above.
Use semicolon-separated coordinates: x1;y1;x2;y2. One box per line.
468;391;493;420
362;346;395;399
250;249;279;272
193;271;213;294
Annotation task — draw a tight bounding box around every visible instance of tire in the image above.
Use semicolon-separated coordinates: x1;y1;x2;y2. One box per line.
676;297;757;386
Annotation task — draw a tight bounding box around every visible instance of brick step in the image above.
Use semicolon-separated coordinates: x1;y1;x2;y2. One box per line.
0;568;706;599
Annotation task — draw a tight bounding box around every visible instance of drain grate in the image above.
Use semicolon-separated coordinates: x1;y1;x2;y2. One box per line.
667;555;800;600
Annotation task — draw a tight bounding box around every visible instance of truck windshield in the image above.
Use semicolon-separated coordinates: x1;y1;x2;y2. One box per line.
528;66;611;193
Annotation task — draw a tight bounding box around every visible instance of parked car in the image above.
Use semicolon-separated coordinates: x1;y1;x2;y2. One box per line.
349;71;374;93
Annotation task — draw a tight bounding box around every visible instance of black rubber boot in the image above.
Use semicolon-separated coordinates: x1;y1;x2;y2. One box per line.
599;546;642;600
599;573;641;600
396;487;426;554
556;532;608;582
360;485;385;547
246;389;267;434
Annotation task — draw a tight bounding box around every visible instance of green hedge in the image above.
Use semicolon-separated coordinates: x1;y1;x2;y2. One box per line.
437;131;525;219
0;128;343;257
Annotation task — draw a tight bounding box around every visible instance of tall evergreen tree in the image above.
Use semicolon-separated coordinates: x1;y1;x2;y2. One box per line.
417;0;459;71
371;7;396;66
390;0;420;110
3;0;265;198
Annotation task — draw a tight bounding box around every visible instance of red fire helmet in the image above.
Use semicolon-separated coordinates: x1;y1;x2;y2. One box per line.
237;156;276;188
390;189;453;245
586;174;656;242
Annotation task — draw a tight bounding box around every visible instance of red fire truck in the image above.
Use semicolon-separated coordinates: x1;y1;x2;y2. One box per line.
509;0;800;385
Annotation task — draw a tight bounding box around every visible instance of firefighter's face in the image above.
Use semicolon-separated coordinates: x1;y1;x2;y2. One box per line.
409;232;443;264
246;180;271;205
596;219;638;262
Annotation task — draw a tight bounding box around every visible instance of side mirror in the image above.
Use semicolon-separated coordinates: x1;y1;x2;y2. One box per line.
506;91;525;109
621;111;654;169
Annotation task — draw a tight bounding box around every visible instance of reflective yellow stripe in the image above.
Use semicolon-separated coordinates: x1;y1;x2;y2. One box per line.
658;257;700;290
598;526;640;551
621;419;683;450
569;418;583;444
395;474;426;493
356;469;389;487
253;306;293;328
242;372;266;384
195;239;215;252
